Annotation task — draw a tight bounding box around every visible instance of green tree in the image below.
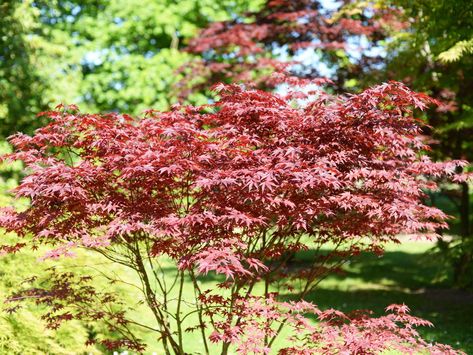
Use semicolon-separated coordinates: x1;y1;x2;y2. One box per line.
1;0;263;138
0;1;47;138
366;0;473;287
33;0;262;114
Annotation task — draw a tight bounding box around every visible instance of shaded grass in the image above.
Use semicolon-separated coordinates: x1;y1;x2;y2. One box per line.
134;240;473;353
290;241;473;353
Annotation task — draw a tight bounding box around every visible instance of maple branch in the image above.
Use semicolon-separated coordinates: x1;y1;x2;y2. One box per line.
175;269;185;353
129;240;179;354
188;269;210;354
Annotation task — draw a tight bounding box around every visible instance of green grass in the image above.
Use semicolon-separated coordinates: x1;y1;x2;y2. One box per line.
0;239;471;353
296;241;473;353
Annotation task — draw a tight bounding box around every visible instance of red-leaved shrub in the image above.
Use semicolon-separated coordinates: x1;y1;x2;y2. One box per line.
1;80;466;354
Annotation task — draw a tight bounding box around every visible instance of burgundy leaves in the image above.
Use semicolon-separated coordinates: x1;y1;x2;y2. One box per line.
205;295;460;354
0;81;466;353
1;81;464;274
180;0;407;97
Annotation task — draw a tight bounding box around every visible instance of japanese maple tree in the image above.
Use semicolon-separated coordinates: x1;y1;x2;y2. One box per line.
184;0;473;289
0;79;466;354
179;0;406;97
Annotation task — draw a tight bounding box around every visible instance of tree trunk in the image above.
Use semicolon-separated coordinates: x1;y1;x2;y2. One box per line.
453;182;472;288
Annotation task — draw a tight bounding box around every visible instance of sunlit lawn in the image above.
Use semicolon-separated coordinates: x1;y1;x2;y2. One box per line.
1;238;471;353
128;240;473;353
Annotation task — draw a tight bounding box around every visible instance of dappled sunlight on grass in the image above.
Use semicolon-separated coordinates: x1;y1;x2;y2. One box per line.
0;234;470;353
290;241;473;353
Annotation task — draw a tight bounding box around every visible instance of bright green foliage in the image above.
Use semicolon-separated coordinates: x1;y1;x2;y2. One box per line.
0;1;47;138
33;0;262;113
0;144;95;353
378;0;473;147
0;246;96;354
389;0;473;59
439;38;473;63
0;0;262;138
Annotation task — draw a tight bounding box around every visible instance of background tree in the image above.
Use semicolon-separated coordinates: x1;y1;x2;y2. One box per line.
31;0;262;114
182;0;400;96
0;1;48;138
0;0;261;139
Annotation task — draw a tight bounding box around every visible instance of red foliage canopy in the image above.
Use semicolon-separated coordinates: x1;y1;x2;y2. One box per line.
0;81;466;353
180;0;406;96
2;82;463;263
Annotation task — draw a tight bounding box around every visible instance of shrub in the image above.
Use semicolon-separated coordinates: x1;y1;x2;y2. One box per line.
0;81;466;354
